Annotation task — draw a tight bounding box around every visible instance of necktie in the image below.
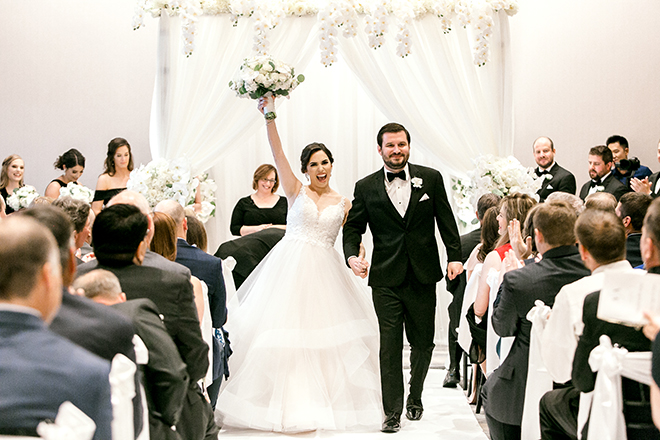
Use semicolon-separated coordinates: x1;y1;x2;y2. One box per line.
537;168;550;176
386;171;406;182
590;178;602;188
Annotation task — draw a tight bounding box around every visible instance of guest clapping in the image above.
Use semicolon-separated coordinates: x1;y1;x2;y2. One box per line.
0;154;25;214
92;137;133;215
44;149;85;199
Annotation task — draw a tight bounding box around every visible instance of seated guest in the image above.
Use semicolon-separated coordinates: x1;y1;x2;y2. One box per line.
186;214;208;252
92;137;133;215
569;198;660;439
532;136;577;201
0;154;25;214
539;209;635;439
481;201;590;440
646;314;660;430
0;194;6;219
579;145;630;202
584;191;617;213
74;269;189;440
44;149;85;199
84;203;218;440
52;196;93;264
607;135;653;187
545;191;584;215
0;216;112;439
616;192;653;267
632;138;660;198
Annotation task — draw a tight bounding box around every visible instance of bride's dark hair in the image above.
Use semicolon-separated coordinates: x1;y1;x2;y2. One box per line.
300;143;334;173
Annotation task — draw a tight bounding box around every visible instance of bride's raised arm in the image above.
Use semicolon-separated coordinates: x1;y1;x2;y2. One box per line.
258;96;302;202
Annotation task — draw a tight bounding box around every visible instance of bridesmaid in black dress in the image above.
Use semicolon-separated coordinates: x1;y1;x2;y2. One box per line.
44;149;85;199
0;154;25;214
92;138;134;215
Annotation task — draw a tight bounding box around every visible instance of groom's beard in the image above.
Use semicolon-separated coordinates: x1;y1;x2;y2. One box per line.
382;153;409;171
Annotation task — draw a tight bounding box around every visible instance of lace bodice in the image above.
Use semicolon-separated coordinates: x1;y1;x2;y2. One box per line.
284;187;345;248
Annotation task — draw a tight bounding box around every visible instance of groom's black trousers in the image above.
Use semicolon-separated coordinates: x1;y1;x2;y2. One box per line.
371;267;436;418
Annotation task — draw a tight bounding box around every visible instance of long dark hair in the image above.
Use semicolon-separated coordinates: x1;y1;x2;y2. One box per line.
300;143;334;173
103;138;134;176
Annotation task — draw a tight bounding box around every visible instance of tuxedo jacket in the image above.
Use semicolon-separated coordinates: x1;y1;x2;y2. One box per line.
0;311;113;439
649;171;660;198
343;164;461;287
78;262;209;383
482;245;590;426
113;299;188;434
176;238;227;327
579;172;630;201
460;228;482;263
536;162;577;202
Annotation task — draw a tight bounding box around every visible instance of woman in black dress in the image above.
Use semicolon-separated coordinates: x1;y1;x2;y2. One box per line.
92;138;134;215
0;154;25;214
44;149;85;199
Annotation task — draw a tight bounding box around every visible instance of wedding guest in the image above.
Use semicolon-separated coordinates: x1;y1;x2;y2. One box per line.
631;138;660;198
616;192;653;267
645;313;660;430
52;196;93;264
44;149;85;199
607;134;653;187
481;201;590;440
539;209;634;440
0;195;5;219
545;191;584;215
578;145;629;202
0;154;25;214
74;269;189;440
584;191;617;212
533;137;577;202
0;216;112;439
91;137;133;215
186;214;208;252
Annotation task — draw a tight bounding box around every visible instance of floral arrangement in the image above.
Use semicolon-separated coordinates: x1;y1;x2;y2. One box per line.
193;173;218;223
6;185;39;211
452;155;544;227
133;0;519;67
59;182;94;204
229;56;305;119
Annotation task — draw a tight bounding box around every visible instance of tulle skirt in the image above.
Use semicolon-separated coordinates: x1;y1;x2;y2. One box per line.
217;236;383;432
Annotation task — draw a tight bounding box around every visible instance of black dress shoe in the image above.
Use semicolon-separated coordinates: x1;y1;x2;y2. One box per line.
443;368;460;388
381;416;401;433
405;396;423;421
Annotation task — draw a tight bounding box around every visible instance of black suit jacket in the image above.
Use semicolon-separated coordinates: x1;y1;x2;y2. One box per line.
460;228;481;264
649;172;660;199
112;299;188;435
579;173;630;201
536;163;577;202
343;164;461;287
482;245;590;425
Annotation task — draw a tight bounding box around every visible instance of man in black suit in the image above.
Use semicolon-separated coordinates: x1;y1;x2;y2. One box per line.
79;204;219;440
616;192;653;267
343;122;462;433
481;201;590;440
533;136;577;202
579;145;630;201
75;269;189;440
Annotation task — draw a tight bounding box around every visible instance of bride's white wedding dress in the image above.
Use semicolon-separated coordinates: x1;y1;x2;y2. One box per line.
217;186;382;433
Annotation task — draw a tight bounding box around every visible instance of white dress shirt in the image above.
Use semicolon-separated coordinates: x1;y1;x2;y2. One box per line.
541;260;636;384
587;171;612;196
384;164;411;218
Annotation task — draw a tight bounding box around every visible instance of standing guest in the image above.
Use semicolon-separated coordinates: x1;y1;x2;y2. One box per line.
616;192;653;267
92;137;134;215
52;196;93;265
532;136;577;202
75;269;189;440
481;201;590;440
343;122;463;433
0;154;25;214
607;134;653;187
44;149;85;199
631;139;660;198
0;217;112;439
578;145;629;202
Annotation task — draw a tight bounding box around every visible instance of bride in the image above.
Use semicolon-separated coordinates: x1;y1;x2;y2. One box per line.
216;96;382;432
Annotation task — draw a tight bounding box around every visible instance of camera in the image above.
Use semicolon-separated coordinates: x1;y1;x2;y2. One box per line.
616;157;641;172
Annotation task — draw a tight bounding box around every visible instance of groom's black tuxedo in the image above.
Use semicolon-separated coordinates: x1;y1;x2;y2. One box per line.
343;163;461;421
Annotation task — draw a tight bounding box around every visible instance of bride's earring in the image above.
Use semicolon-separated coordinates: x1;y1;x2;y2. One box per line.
304;173;310;183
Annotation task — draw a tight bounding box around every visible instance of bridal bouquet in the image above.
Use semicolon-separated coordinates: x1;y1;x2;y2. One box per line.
7;185;39;211
59;182;94;204
229;55;305;119
452;155;544;226
127;158;197;208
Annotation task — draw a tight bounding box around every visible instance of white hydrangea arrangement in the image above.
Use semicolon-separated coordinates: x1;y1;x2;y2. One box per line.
452;155;544;227
128;158;198;208
7;185;39;211
59;182;94;204
229;56;305;119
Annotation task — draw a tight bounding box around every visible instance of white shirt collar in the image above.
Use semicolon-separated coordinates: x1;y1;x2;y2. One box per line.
592;259;633;275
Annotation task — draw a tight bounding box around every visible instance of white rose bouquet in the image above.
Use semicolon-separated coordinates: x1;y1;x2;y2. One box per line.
59;182;94;204
7;185;39;211
127;158;197;209
229;55;305;119
452;155;544;227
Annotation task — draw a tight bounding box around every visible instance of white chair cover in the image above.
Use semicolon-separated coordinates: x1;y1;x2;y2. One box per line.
521;300;553;440
109;353;136;440
35;401;96;440
576;335;653;440
199;280;214;388
132;335;150;440
457;263;483;354
485;267;514;375
222;256;237;304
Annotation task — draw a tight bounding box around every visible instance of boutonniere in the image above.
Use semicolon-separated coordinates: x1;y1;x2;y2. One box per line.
411;177;423;189
595;185;605;192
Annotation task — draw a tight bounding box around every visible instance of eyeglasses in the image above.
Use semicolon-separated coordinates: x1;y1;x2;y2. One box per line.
262;179;277;183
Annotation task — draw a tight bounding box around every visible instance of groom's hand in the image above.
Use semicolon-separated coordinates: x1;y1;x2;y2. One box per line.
348;256;369;279
446;262;463;280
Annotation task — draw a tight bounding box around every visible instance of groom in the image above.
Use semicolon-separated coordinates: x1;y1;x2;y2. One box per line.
343;123;463;433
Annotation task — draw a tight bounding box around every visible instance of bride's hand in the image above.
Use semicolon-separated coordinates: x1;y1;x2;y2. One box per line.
257;95;275;115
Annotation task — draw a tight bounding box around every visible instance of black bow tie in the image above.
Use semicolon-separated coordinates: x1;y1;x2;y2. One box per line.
590;178;602;188
537;168;550;176
386;171;407;182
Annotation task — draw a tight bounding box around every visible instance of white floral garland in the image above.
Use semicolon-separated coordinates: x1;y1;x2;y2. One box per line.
133;0;518;66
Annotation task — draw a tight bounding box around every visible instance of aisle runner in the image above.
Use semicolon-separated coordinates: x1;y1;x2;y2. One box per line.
216;369;488;440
